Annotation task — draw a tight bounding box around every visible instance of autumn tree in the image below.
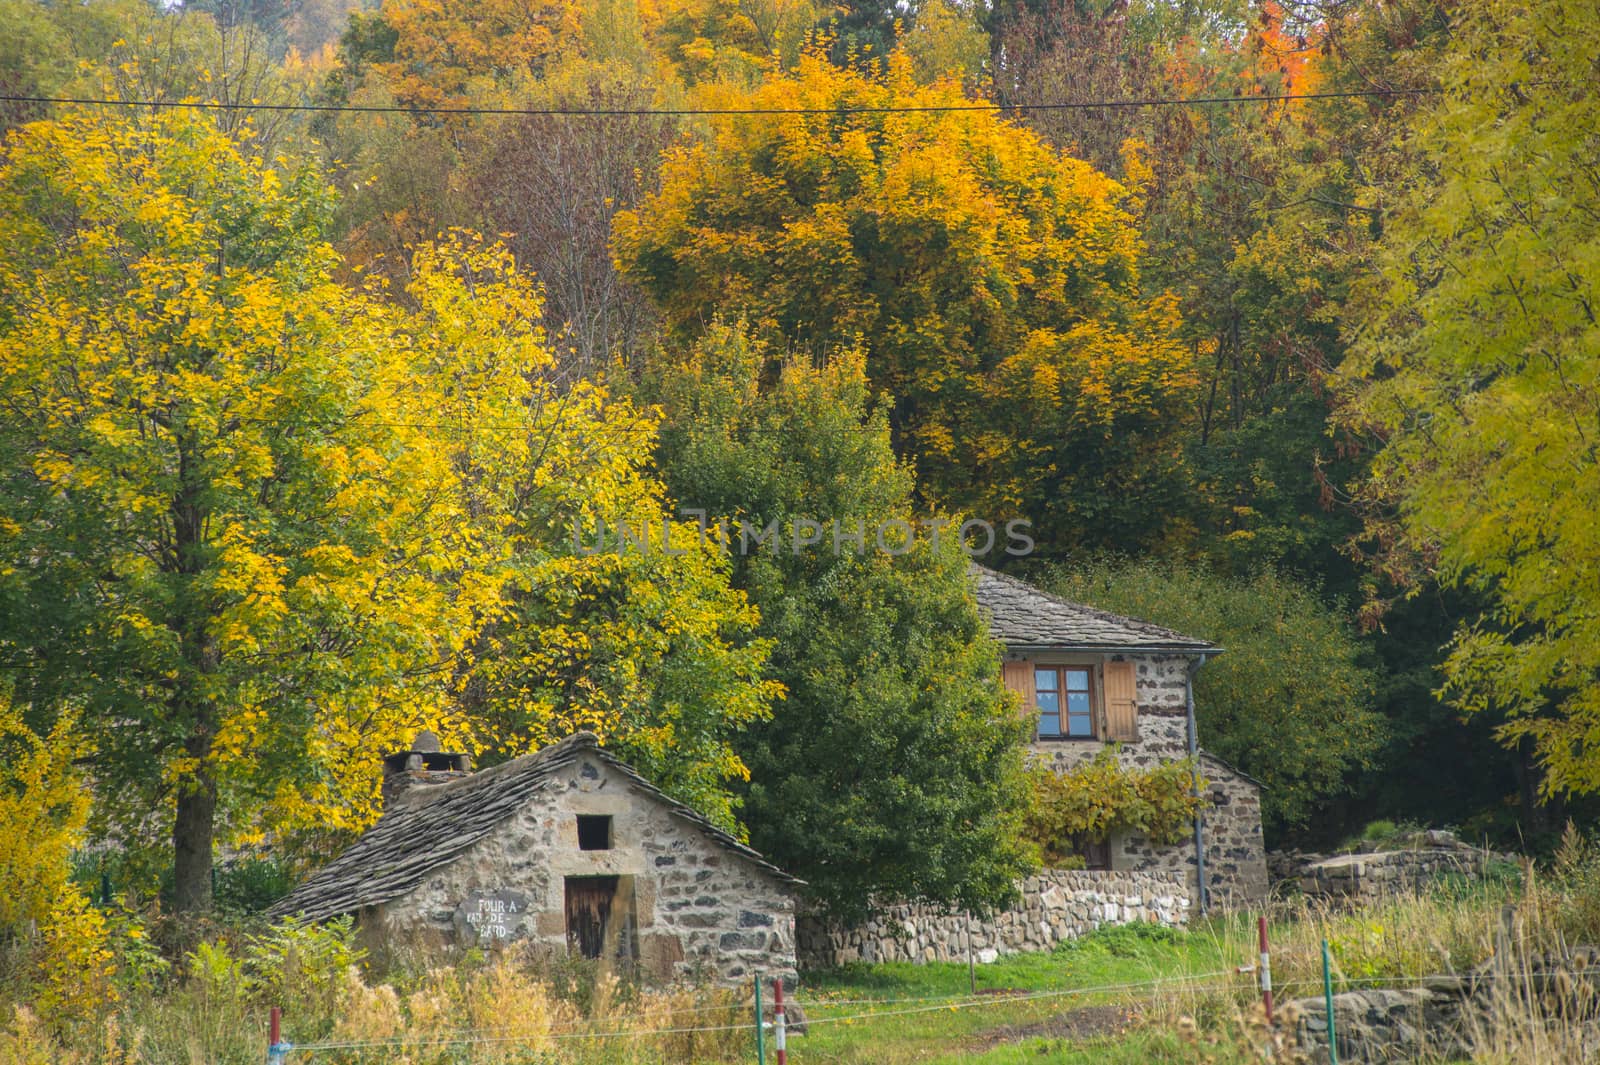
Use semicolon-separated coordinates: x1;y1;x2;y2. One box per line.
1338;0;1600;799
646;322;1035;918
0;110;776;910
986;0;1165;176
614;48;1196;556
0;109;449;911
0;0;316;155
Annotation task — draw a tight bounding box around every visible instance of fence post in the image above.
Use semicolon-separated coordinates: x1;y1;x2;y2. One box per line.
754;974;765;1065
773;977;787;1065
966;911;976;997
1258;916;1273;1026
1321;940;1339;1065
266;1006;289;1065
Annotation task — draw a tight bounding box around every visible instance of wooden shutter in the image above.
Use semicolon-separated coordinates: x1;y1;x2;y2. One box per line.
1103;659;1139;742
1001;659;1036;717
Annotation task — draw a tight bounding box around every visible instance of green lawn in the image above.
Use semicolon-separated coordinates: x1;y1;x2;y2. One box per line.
783;923;1261;1064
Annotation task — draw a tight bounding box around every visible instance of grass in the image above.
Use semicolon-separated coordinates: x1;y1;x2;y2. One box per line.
789;922;1259;1064
11;842;1600;1064
786;866;1547;1065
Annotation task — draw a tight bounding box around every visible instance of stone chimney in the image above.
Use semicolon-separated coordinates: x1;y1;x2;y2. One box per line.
382;730;472;811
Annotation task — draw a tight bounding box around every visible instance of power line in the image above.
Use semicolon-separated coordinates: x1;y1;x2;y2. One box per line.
0;84;1440;121
15;412;894;434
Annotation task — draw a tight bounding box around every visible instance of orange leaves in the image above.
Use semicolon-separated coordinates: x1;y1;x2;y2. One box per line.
616;45;1193;541
373;0;582;108
1250;2;1324;97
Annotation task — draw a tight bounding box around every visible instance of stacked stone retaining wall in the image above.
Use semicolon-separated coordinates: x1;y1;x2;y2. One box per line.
1290;945;1600;1064
796;869;1189;969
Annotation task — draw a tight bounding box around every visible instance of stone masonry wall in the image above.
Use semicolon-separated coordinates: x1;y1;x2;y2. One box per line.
795;869;1189;969
376;755;796;986
1020;653;1269;909
1143;753;1269;910
1290;946;1600;1064
1296;848;1490;903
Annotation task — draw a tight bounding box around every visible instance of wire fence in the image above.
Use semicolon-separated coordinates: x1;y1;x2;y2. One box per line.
278;967;1247;1056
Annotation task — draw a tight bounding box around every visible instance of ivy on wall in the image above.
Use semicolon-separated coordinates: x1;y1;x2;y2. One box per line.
1026;748;1207;867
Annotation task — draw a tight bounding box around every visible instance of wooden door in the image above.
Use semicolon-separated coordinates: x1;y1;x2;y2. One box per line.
565;875;618;959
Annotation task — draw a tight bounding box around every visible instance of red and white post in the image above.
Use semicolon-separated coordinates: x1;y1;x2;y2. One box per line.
267;1006;289;1065
1257;915;1274;1025
772;977;788;1065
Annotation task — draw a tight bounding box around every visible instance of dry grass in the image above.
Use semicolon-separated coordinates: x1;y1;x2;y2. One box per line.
7;840;1600;1064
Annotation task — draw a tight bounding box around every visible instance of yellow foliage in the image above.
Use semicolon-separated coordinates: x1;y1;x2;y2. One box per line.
1025;748;1207;867
0;699;115;1027
0;109;777;883
371;0;584;108
614;46;1194;534
34;889;119;1027
0;702;91;932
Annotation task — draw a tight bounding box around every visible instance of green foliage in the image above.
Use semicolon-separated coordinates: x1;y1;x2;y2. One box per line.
242;914;364;1017
1026;750;1205;867
1050;919;1184;958
1337;0;1600;799
644;321;1035;919
213;858;297;916
1046;560;1384;837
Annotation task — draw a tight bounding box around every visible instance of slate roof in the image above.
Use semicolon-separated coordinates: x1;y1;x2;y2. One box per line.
973;565;1216;653
269;732;800;922
1199;749;1265;790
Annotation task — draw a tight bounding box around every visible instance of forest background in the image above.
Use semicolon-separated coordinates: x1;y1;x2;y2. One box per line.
0;0;1595;993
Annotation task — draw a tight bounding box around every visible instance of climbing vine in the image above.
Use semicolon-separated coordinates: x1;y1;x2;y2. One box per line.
1026;748;1207;868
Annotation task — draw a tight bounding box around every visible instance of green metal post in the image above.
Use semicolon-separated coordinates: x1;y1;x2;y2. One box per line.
1321;940;1339;1065
755;973;766;1065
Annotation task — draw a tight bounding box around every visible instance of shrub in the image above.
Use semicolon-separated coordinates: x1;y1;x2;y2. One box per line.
214;857;297;916
33;891;117;1028
243;915;365;1022
1054;921;1185;959
1025;748;1206;867
0;700;118;1028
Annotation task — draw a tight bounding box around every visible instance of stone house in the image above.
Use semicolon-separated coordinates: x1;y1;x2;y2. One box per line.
794;568;1270;969
270;731;800;985
975;565;1269;909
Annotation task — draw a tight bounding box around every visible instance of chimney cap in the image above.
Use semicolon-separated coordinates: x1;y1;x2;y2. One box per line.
411;730;442;754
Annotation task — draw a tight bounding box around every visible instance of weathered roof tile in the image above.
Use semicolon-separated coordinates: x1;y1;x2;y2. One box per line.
269;732;799;923
973;565;1215;652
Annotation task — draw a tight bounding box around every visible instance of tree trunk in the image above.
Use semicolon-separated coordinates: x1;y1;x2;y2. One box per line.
172;744;217;913
169;429;219;914
1514;737;1549;836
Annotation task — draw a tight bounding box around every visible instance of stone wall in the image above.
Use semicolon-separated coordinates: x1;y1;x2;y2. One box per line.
1290;946;1600;1064
1270;833;1508;903
375;754;797;986
1098;753;1269;911
1020;654;1268;910
795;869;1189;969
1297;850;1483;902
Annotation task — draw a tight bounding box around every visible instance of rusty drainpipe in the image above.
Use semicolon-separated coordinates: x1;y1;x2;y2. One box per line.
1186;653;1213;916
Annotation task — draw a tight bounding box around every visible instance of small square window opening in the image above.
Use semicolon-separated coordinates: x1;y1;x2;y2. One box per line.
577;814;613;851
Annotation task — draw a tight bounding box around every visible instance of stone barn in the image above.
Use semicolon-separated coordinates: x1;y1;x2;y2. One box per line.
270;731;800;985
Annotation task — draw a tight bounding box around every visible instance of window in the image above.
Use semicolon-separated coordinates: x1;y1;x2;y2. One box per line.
1073;834;1112;871
577;814;612;851
1035;666;1095;739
